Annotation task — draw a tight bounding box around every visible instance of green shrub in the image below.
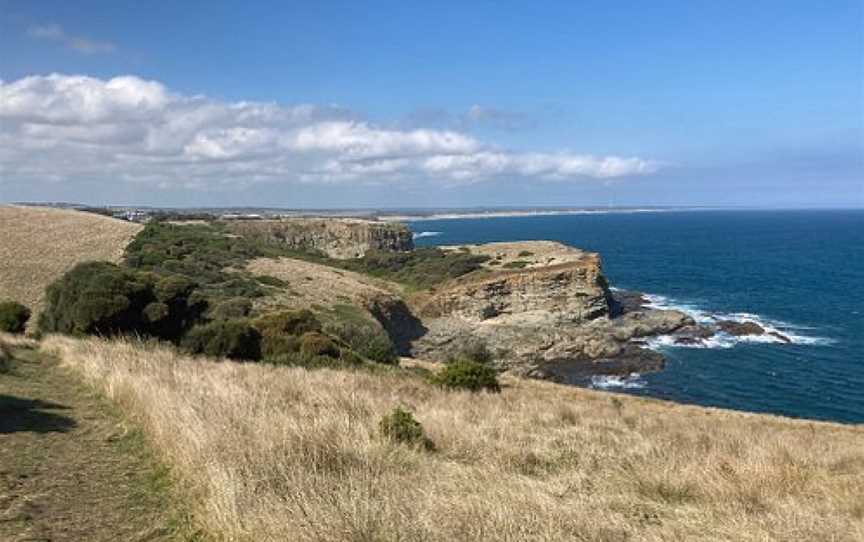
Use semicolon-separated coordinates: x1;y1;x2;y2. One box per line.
430;359;501;393
326;321;398;364
0;301;30;334
379;407;434;449
39;262;154;337
341;247;490;289
211;297;253;320
39;262;204;341
299;332;340;358
181;319;262;360
517;250;534;257
254;309;321;337
503;260;530;269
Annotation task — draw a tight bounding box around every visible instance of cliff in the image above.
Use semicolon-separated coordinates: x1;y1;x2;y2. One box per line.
418;250;610;323
226;217;414;259
406;241;693;379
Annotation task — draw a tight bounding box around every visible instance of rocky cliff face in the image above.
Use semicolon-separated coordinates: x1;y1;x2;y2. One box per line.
406;241;694;380
418;256;611;323
227;218;414;259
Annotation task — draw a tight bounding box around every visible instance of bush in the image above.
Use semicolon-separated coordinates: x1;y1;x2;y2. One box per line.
39;262;204;341
254;309;321;337
430;359;501;393
379;407;434;449
0;301;30;333
181;319;262;360
254;310;322;359
299;332;340;358
211;297;253;320
326;321;398;364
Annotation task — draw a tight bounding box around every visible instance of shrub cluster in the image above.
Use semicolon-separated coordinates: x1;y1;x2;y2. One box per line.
181;319;262;360
326;320;398;365
341;247;489;289
430;359;501;393
0;301;30;334
379;407;434;449
39;262;205;341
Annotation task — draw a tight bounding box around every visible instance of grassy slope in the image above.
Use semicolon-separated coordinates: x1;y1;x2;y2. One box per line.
0;206;143;323
44;334;864;542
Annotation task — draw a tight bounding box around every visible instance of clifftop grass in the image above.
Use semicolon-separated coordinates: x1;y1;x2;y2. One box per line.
44;334;864;542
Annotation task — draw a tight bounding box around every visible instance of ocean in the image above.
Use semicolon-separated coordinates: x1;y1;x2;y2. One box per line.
410;209;864;424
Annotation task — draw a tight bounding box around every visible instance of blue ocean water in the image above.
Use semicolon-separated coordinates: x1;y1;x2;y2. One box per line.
411;210;864;424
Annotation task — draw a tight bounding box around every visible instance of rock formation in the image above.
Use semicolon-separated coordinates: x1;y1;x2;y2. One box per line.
404;241;695;381
227;218;414;259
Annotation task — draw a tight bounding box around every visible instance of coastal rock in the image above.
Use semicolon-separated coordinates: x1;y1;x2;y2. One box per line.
768;331;792;343
417;245;611;324
716;320;765;336
227;218;414;259
407;241;693;379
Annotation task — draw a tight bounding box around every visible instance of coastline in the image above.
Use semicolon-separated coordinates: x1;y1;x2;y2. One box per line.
382;207;686;222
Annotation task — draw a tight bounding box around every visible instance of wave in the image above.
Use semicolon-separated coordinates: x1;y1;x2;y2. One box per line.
413;231;442;239
640;293;834;349
590;373;647;390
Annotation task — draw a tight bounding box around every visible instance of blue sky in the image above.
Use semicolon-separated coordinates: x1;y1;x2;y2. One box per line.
0;0;861;208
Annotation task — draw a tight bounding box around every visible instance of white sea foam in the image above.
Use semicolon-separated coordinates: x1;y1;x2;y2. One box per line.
639;293;834;349
413;231;442;239
590;373;647;390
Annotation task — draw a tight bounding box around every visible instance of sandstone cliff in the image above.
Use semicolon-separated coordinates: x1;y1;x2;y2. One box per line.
227;218;413;259
406;241;693;380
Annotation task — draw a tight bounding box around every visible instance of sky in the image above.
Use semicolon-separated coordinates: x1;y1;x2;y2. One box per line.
0;0;861;208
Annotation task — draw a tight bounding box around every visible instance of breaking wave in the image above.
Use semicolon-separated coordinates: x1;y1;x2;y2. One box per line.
413;231;442;239
640;293;834;349
590;373;647;390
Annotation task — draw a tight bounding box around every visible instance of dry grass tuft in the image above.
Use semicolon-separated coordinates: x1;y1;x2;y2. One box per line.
44;334;864;541
0;206;142;327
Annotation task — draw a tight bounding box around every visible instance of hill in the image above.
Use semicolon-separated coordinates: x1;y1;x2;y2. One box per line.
0;206;143;325
42;333;864;542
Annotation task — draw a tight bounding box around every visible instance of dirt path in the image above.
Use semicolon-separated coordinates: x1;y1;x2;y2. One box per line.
0;345;195;541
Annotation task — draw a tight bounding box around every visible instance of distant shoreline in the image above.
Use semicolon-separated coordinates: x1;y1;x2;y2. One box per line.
382;208;680;222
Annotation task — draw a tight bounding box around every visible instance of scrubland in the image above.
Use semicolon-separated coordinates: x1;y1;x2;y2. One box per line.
43;334;864;542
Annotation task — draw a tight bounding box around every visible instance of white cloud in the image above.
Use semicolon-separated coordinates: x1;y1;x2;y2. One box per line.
27;24;117;54
0;74;659;190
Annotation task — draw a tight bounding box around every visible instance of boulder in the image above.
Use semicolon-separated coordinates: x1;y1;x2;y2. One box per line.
716;320;765;336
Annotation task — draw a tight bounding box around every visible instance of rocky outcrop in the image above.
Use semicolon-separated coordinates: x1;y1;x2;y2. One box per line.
407;241;695;380
417;254;611;323
227;218;413;259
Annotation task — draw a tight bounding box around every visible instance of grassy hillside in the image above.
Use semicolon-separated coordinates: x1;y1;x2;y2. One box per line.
44;334;864;542
0;206;142;324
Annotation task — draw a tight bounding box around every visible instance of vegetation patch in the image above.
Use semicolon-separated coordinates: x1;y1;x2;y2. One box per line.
181;319;262;360
503;260;531;269
0;301;31;334
379;407;434;449
39;262;205;342
430;359;501;392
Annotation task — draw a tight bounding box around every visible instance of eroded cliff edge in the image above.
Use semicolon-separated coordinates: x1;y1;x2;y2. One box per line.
397;241;694;381
227;217;414;259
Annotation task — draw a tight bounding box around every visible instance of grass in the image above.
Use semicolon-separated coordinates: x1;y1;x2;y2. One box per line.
0;206;142;327
43;334;864;542
0;333;198;541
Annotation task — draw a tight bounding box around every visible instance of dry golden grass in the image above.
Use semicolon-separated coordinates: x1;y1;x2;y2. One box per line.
0;206;142;326
42;334;864;542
